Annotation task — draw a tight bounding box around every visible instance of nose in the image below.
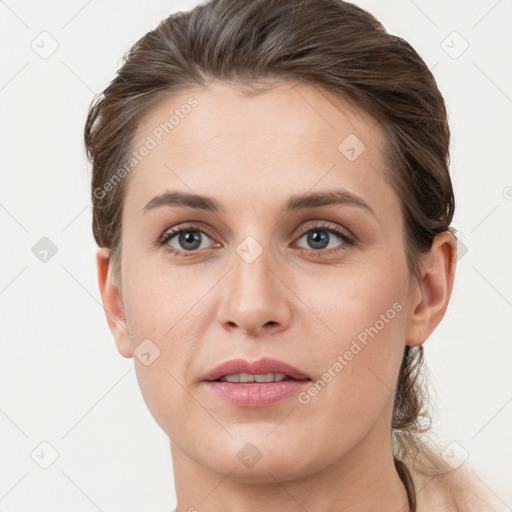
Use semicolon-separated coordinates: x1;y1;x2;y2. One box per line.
216;242;293;337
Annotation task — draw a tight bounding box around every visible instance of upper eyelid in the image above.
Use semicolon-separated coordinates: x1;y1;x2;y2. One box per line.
162;223;215;242
296;220;352;237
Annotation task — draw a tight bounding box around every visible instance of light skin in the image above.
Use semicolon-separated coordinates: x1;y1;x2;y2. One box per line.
97;80;456;512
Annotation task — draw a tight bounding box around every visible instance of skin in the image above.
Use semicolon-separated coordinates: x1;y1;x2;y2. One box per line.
97;80;456;512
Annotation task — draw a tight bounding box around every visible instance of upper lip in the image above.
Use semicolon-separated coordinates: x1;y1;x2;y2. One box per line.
200;357;311;381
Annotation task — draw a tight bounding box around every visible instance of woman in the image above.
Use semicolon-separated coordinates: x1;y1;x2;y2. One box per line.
85;0;501;510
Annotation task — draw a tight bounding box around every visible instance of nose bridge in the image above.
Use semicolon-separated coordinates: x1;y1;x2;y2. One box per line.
231;232;279;304
217;231;291;334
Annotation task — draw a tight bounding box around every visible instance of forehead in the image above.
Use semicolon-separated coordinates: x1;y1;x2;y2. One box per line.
126;80;396;216
133;79;385;153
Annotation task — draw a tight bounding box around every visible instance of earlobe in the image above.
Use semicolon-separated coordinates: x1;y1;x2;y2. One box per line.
406;231;457;347
96;248;133;359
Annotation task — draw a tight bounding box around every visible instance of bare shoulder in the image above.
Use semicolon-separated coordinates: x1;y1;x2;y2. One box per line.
410;463;507;512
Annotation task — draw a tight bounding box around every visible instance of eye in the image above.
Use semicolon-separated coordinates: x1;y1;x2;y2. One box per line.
294;222;354;252
159;224;217;256
158;221;355;258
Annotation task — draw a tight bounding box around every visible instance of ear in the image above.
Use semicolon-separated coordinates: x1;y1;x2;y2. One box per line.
96;248;133;358
406;231;457;347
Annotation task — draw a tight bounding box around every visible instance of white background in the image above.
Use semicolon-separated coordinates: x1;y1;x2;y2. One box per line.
0;0;511;510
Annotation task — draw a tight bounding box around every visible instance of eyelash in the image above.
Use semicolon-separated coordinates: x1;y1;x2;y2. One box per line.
158;221;355;258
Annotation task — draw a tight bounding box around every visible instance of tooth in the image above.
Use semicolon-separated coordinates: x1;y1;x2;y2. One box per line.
254;373;275;383
219;372;293;383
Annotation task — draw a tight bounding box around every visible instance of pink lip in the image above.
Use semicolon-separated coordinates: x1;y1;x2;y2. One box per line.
200;357;311;382
200;357;312;407
203;380;311;407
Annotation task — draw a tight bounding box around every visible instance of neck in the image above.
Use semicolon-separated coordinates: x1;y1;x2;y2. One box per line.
171;403;410;512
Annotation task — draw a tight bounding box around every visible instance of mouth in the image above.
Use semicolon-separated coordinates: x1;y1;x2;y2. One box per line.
201;358;312;407
200;356;311;382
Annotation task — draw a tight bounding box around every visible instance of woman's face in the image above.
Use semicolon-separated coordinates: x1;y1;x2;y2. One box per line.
109;80;423;480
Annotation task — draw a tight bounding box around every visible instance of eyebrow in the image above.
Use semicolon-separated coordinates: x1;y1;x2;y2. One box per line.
143;189;375;216
284;190;375;216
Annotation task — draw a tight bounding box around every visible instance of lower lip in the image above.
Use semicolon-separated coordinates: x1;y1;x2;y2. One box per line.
203;380;311;407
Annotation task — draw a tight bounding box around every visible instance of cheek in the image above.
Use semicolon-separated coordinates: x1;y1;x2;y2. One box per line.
122;258;209;337
121;261;219;431
287;283;406;468
292;257;409;419
295;254;408;348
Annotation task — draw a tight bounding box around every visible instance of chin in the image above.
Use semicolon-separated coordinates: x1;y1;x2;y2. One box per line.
210;454;312;484
195;434;322;483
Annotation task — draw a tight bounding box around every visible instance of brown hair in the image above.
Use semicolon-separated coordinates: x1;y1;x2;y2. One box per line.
84;0;455;468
